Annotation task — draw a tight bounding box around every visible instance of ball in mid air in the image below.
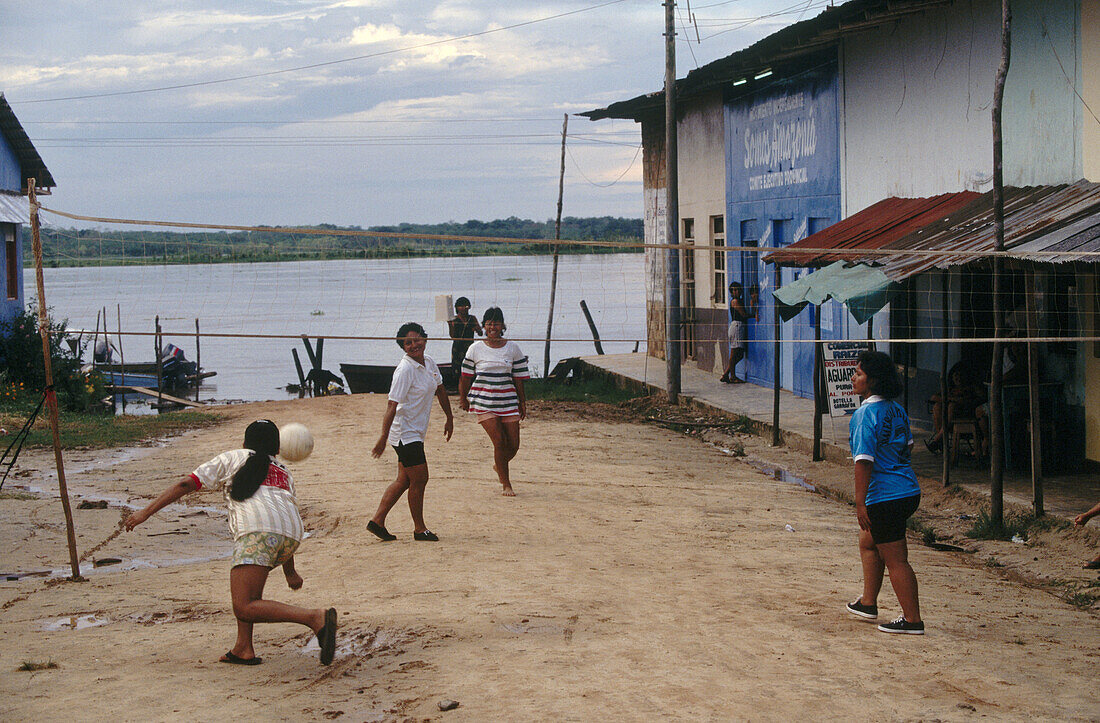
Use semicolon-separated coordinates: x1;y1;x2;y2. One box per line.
279;423;314;462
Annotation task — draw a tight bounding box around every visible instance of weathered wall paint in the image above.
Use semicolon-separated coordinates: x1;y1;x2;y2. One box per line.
1083;0;1100;181
0;133;20;192
675;92;727;372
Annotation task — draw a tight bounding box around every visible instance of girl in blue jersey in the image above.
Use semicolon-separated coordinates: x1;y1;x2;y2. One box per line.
845;351;925;634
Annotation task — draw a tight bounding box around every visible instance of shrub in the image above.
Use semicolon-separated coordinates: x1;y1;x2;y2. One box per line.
0;306;104;412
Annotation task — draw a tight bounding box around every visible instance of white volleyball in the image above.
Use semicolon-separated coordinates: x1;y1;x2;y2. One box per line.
279;423;314;462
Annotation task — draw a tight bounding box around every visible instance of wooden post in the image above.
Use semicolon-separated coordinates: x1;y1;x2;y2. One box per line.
664;0;681;404
28;181;82;580
194;318;201;403
117;304;126;414
315;337;326;396
155;316;163;409
91;308;102;366
812;305;823;461
579;300;605;355
772;265;781;447
989;0;1012;528
1025;270;1043;516
941;273;950;487
544;113;568;377
291;349;307;399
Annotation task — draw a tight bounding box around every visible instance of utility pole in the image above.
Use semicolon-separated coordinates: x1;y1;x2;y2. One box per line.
990;0;1011;529
664;0;682;403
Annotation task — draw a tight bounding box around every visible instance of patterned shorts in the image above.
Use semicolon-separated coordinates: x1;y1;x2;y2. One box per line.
232;531;300;569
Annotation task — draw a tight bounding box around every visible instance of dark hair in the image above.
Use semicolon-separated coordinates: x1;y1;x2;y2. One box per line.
230;420;279;502
482;306;506;330
857;350;902;399
455;296;471;308
396;321;427;348
729;281;743;298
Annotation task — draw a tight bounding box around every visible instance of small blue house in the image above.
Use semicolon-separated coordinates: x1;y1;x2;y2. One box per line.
0;93;55;327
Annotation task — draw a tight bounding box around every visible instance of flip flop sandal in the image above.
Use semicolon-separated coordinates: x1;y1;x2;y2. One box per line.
220;651;262;665
318;607;337;665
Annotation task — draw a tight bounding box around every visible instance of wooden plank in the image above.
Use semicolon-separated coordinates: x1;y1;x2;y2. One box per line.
110;385;205;408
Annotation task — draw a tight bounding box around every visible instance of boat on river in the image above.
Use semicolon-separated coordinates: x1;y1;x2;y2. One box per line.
340;362;457;394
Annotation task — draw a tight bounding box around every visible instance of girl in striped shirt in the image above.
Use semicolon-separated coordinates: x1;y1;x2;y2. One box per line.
125;420;337;665
459;307;529;496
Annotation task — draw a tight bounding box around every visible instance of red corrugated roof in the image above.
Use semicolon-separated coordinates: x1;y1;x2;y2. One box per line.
765;192;981;267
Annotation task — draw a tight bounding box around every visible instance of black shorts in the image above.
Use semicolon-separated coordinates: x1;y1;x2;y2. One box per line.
867;494;920;545
392;441;426;468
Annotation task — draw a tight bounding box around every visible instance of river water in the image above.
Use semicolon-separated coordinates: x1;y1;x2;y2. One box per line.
28;253;645;403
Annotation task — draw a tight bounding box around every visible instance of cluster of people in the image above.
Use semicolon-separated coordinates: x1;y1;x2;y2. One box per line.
125;298;530;666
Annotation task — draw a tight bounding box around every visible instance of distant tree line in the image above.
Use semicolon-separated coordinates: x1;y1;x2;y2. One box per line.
28;216;643;267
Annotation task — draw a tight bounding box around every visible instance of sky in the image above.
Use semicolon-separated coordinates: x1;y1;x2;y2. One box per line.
0;1;830;229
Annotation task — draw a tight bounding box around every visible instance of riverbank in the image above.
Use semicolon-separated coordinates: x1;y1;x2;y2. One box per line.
1;394;1097;720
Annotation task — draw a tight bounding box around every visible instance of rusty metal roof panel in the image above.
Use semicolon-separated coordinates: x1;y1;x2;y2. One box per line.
765;192;981;267
766;180;1100;280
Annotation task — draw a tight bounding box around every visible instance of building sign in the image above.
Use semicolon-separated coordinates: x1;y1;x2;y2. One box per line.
726;67;839;202
822;341;873;417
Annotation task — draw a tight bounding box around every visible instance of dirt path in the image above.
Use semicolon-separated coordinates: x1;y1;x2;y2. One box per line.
1;394;1097;721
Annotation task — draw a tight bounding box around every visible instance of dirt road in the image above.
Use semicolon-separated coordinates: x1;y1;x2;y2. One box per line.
1;394;1097;721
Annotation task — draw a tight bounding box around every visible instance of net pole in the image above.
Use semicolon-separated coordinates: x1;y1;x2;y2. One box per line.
544;113;567;378
1025;270;1043;515
664;0;681;403
28;181;82;580
941;271;950;487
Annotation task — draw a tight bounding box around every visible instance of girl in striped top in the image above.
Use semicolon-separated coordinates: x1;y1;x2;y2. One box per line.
125;420;338;666
459;306;529;496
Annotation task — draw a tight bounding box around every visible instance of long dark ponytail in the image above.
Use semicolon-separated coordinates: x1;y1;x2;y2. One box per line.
230;420;280;501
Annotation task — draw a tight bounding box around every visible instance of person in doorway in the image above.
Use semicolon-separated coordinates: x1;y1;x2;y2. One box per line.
1073;501;1100;569
845;350;925;634
459;307;529;496
125;419;338;665
447;296;483;373
720;281;758;384
369;322;454;542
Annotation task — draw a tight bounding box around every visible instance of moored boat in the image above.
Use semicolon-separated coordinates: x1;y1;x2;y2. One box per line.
340;362;457;394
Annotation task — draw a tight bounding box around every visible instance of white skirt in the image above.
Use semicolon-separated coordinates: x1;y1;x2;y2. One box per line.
727;320;745;349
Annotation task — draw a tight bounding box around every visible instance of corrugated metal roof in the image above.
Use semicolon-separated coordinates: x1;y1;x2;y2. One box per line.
765;192;981;267
763;180;1100;280
0;192;30;224
0;94;55;189
581;0;952;121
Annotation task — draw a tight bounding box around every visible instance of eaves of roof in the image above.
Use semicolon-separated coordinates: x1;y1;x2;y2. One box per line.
580;0;953;122
0;93;55;190
764;180;1100;281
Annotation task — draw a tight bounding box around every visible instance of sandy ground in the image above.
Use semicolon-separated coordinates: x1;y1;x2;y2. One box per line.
1;394;1098;722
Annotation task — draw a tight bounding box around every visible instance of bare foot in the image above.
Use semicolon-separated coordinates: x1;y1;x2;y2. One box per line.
502;484;516;497
284;569;304;590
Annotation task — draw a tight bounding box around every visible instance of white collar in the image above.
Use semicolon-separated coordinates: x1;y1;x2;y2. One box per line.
861;395;885;406
403;353;427;368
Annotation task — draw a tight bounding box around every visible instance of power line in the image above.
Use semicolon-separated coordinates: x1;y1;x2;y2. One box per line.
14;0;632;105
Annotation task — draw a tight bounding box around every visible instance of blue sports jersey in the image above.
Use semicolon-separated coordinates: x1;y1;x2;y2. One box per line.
849;396;921;505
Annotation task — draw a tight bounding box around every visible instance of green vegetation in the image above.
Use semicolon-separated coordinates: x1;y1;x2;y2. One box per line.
0;306;219;447
525;376;645;405
30;216;643;268
0;307;105;412
0;406;219;449
965;508;1072;541
907;516;939;546
18;660;58;671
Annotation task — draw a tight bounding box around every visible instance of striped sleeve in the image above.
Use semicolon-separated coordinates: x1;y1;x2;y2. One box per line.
511;343;530;379
461;345;477;378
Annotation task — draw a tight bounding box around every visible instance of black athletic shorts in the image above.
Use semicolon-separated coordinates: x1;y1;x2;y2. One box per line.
867;494;920;545
393;441;426;468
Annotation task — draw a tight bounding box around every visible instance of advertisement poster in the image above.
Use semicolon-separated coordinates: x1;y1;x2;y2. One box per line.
822;341;873;417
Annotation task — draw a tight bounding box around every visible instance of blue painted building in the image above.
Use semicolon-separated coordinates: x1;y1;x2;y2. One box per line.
725;60;842;398
0;93;55;327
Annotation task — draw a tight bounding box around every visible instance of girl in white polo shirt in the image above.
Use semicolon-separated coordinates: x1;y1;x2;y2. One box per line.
368;322;454;542
125;419;337;666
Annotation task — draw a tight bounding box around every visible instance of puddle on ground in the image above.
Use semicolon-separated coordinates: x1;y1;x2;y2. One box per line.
741;458;816;491
39;614;111;632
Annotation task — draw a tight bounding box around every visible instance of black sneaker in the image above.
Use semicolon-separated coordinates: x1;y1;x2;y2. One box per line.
367;520;396;541
877;616;925;634
413;530;439;542
846;599;878;619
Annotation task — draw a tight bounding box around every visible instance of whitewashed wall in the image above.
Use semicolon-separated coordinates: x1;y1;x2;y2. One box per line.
675;92;727;313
